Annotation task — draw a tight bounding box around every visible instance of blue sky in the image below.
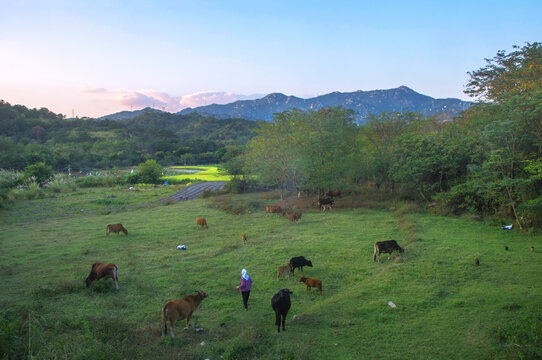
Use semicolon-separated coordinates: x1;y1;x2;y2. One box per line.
1;0;540;117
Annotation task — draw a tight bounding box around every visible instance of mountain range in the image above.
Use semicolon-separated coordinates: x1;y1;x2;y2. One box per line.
100;86;472;123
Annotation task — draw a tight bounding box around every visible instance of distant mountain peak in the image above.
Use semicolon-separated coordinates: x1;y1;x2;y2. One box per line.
175;86;471;124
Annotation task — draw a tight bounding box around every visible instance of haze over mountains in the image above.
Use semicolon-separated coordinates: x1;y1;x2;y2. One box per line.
100;86;472;123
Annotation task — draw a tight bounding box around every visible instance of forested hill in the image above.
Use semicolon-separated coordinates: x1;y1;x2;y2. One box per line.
177;86;472;123
0;101;259;170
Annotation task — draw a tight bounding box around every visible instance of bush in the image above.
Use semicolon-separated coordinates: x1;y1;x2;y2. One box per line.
46;177;77;194
0;170;26;208
24;162;53;185
9;181;44;200
136;160;163;184
126;173;140;185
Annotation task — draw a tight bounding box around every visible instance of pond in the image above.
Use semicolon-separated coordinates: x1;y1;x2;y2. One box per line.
170;169;203;174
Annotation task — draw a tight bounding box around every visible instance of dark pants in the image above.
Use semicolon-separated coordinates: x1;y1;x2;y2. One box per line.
241;291;250;309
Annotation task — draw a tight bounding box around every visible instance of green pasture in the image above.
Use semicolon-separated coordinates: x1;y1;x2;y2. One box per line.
0;189;541;359
164;166;233;182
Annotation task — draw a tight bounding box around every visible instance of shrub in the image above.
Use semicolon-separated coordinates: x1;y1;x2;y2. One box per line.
46;177;77;194
0;170;26;208
75;176;103;188
24;162;53;185
136;160;163;184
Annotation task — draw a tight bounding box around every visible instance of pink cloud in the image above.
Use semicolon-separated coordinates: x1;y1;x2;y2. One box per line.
178;91;262;109
83;88;263;113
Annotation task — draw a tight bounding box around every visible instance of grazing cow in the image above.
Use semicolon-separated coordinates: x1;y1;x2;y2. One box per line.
161;290;208;338
321;203;332;212
373;240;404;262
505;246;509;251
289;256;313;275
326;190;341;198
196;217;208;229
242;234;247;245
266;205;284;216
271;288;293;332
299;276;322;296
317;198;334;208
286;211;302;224
277;264;291;280
85;263;118;290
106;223;128;236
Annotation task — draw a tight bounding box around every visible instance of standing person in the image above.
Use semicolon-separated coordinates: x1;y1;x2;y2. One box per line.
237;269;252;310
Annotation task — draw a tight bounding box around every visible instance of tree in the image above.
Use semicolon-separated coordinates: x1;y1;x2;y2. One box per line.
294;107;357;197
136;160;163;184
465;42;542;103
360;112;420;191
246;107;357;199
246;113;302;199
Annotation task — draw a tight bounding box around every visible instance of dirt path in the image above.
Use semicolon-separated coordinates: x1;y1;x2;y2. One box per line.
159;181;228;202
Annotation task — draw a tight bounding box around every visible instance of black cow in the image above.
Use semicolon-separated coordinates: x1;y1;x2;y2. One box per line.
271;288;293;332
289;256;313;275
373;240;404;262
318;198;334;207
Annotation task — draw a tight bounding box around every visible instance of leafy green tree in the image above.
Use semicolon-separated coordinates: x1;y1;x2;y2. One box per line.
465;42;542;103
246;107;356;198
136;160;163;184
294;107;357;197
360;112;421;191
23;162;53;185
246;112;302;199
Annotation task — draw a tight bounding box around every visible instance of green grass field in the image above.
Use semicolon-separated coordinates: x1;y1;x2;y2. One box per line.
0;189;541;359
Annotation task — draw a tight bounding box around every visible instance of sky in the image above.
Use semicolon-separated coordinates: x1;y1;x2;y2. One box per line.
1;0;541;118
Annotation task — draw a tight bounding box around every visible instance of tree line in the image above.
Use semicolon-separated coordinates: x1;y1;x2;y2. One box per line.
234;43;542;229
0;104;258;171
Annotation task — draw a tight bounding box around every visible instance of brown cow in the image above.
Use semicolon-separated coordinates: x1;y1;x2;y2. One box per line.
106;223;128;236
196;217;208;229
299;276;322;296
277;264;291;280
161;290;208;338
85;263;118;290
242;234;247;245
266;205;284;216
286;212;302;224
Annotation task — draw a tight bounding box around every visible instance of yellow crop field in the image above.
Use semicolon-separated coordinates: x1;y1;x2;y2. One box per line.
163;166;232;182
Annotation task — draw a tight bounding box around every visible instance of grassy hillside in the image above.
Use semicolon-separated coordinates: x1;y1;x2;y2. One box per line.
0;190;540;359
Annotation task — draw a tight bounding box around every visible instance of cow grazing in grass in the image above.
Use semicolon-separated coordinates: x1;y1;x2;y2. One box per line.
277;264;291;280
289;256;313;275
299;276;322;296
317;198;334;208
266;205;284;216
373;240;404;262
196;217;208;229
85;263;118;290
326;190;341;198
286;211;302;224
321;203;332;212
161;290;208;338
106;223;128;236
271;288;292;332
242;234;247;245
